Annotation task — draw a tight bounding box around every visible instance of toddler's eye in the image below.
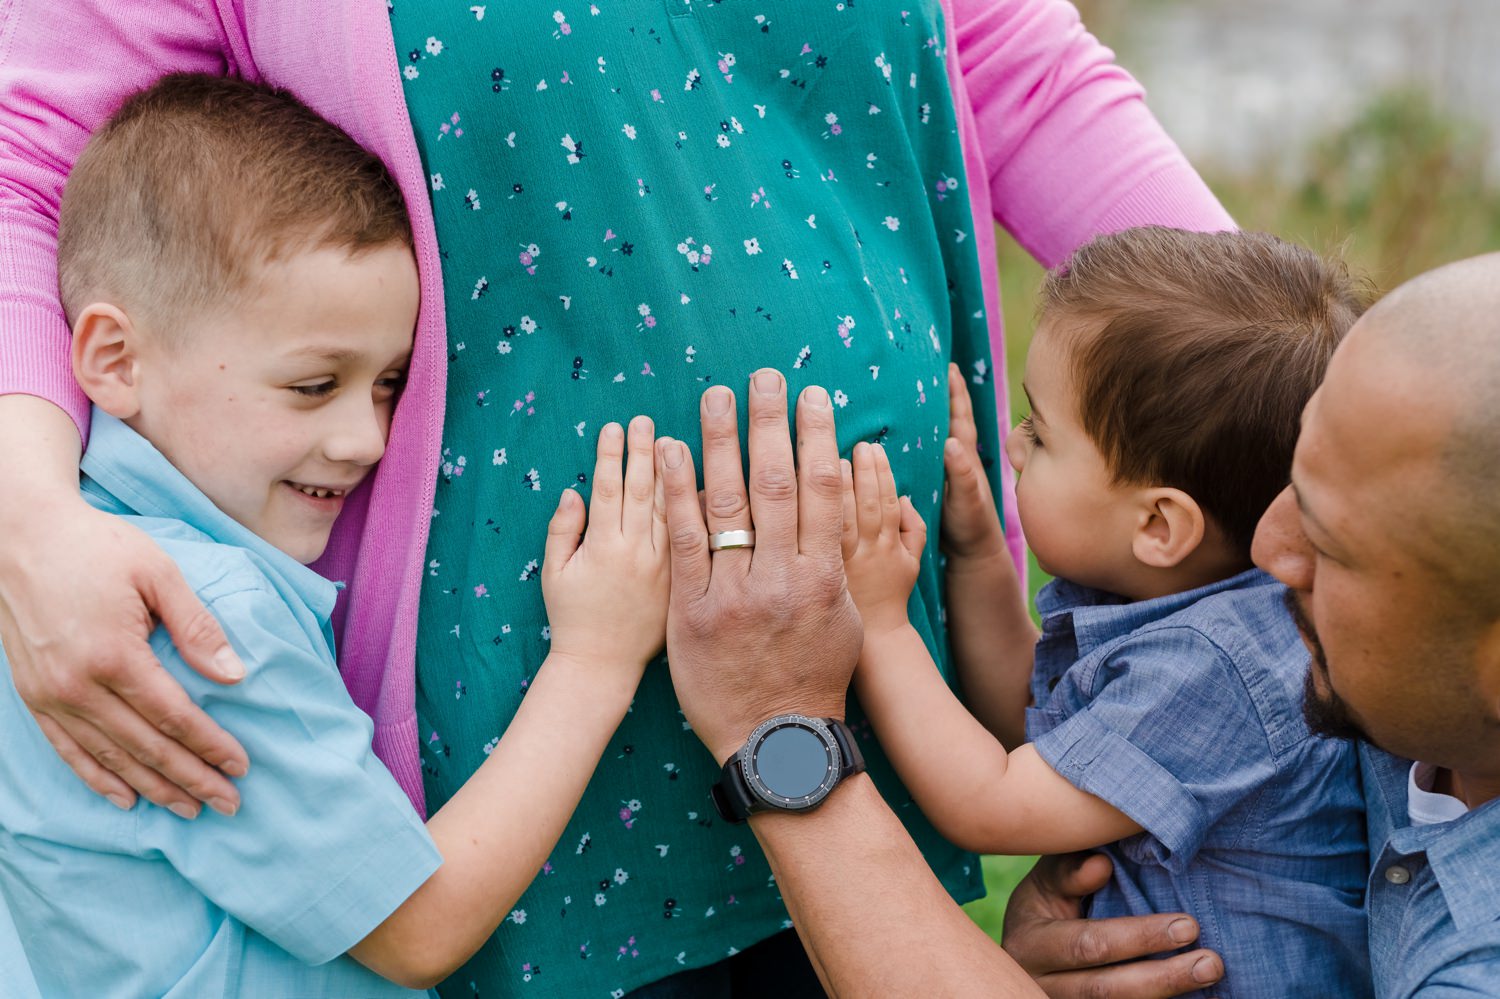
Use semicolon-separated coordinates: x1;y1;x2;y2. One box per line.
376;371;408;393
1018;415;1042;447
290;381;336;397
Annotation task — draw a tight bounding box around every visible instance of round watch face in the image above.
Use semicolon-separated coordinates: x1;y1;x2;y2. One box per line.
741;715;840;811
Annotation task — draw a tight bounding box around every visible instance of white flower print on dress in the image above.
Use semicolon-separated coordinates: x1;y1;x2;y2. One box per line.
425;36;444;55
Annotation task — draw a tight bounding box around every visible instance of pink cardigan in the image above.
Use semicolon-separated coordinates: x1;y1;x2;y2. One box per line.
0;0;1231;814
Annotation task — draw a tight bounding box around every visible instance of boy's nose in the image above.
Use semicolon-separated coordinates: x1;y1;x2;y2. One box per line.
1003;425;1026;474
323;400;388;467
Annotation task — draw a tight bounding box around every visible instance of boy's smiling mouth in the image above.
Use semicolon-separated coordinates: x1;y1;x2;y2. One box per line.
285;480;350;500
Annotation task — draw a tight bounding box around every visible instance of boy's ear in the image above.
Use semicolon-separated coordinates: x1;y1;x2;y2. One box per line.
71;303;144;419
1130;486;1206;570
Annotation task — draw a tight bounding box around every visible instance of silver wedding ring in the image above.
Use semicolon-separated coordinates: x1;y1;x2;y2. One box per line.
708;529;756;552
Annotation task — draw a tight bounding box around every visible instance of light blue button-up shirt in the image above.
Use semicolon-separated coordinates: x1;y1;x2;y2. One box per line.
0;412;441;998
1362;745;1500;997
1026;569;1370;998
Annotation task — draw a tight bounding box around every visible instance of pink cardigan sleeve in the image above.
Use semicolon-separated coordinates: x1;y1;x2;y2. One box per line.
954;0;1233;267
0;0;237;441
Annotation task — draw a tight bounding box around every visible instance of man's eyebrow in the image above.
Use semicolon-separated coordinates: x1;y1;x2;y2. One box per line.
1021;383;1044;424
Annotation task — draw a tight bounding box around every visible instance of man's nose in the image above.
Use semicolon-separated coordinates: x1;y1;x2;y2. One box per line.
1252;486;1313;590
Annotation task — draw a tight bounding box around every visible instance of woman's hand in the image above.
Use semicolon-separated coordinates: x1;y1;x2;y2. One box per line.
0;489;249;819
840;441;926;641
541;416;669;684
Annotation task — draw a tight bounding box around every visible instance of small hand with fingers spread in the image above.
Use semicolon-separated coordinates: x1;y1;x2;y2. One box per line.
839;442;926;641
655;369;862;764
542;416;670;685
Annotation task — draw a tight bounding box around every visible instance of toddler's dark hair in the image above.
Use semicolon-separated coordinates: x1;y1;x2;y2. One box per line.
1041;227;1370;555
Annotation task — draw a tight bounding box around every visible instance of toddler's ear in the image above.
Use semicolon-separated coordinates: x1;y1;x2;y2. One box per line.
1130;486;1205;570
71;303;143;419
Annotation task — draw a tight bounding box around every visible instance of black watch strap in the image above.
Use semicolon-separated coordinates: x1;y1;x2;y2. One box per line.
710;717;865;824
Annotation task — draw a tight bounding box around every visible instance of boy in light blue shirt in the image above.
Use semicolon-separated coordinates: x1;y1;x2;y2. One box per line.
840;228;1373;996
0;74;671;997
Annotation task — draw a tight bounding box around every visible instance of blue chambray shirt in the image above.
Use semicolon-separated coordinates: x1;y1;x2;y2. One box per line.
1361;745;1500;996
0;412;441;998
1025;569;1370;998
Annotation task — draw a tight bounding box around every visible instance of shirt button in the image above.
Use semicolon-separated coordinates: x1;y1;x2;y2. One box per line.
1384;865;1412;885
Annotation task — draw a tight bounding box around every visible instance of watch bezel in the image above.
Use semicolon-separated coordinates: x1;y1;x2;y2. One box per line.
737;714;841;813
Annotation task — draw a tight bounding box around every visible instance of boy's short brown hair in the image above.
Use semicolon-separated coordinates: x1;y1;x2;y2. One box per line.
58;73;412;334
1041;227;1369;556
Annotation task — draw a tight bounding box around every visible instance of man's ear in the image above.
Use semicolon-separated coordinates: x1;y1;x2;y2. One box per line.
1475;616;1500;726
1130;486;1206;570
71;303;143;419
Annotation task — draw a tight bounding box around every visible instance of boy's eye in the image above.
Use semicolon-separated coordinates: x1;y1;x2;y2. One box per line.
1018;415;1042;447
290;381;336;397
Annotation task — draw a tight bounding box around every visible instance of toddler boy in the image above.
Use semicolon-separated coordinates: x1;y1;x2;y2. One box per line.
843;227;1372;997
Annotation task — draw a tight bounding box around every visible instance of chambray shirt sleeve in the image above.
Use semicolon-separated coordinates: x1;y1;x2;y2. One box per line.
1030;626;1275;869
132;583;442;967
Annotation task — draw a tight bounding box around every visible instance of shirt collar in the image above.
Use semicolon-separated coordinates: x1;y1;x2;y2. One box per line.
79;410;338;623
1364;743;1500;931
1036;568;1271;658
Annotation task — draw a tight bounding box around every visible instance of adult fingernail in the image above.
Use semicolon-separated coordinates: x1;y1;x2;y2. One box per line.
663;441;685;469
752;369;781;395
214;648;245;682
105;792;133;811
168;802;199;821
1192;956;1221;984
705;386;732;415
1168;918;1197;945
220;759;248;778
208;796;238;817
803;385;829;408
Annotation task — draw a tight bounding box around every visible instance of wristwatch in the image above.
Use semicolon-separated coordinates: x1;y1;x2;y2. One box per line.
711;714;866;823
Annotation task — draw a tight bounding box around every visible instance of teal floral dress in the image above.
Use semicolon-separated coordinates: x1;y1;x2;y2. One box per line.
392;2;1002;995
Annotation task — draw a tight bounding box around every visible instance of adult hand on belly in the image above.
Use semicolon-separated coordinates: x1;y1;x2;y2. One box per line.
656;368;862;765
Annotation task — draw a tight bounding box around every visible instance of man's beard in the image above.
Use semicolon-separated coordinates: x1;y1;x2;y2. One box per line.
1283;589;1368;742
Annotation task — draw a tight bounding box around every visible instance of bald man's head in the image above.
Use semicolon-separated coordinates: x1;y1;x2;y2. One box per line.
1357;253;1500;612
1253;252;1500;776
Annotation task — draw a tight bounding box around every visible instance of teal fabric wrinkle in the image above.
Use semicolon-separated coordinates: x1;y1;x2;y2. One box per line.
393;2;999;994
